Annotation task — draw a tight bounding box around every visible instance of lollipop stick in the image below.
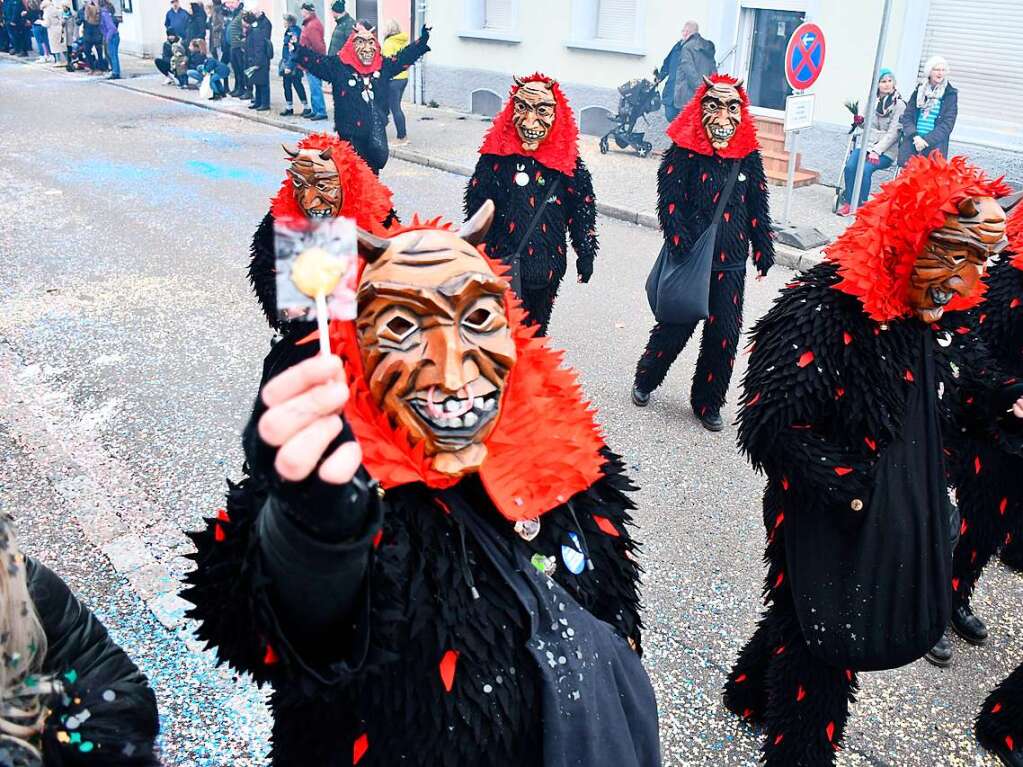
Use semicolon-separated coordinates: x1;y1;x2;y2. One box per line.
315;291;330;357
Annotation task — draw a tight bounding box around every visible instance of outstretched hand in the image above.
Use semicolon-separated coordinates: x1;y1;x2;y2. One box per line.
1012;396;1023;420
258;354;362;485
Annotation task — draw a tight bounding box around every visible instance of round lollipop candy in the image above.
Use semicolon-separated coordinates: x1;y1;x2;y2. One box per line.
291;246;349;355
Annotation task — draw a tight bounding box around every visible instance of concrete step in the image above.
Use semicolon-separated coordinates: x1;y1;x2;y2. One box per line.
766;167;819;187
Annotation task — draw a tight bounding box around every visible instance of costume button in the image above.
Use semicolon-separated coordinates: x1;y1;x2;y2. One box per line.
851;499;863;511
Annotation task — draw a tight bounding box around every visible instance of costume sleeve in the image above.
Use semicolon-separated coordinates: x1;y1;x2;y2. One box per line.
745;151;775;276
925;87;958;151
952;323;1023;457
464;155;503;229
657;146;699;255
293;43;343;82
565;157;599;283
29;561;160;765
737;279;880;517
380;27;429;80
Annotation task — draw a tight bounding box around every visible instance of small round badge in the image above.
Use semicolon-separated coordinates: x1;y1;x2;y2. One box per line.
514;172;529;187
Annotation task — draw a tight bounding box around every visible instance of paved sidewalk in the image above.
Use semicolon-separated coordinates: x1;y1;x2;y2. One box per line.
101;53;847;270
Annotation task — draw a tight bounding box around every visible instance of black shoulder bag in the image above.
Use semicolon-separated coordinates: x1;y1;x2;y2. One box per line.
506;176;563;296
645;159;741;325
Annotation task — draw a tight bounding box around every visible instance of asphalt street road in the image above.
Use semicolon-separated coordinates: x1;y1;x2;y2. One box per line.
1;58;1020;766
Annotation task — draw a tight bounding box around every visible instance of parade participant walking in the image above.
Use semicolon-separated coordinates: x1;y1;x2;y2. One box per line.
723;153;1016;766
326;0;354;57
294;21;430;172
184;202;661;767
464;74;598;336
248;133;399;331
934;201;1023;665
899;55;958;167
836;68;903;214
631;75;773;432
657;21;716;122
0;515;160;764
297;2;328;121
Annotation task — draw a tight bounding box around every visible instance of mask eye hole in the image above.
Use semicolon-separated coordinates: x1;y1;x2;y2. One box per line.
463;302;503;334
464;308;492;329
385;315;415;337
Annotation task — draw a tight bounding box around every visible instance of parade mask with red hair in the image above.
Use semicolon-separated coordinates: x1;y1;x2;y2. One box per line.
667;74;759;159
339;22;382;74
478;74;580;176
829;154;1014;323
304;202;606;521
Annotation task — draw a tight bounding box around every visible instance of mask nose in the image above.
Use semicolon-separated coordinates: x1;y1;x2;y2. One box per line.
429;326;470;393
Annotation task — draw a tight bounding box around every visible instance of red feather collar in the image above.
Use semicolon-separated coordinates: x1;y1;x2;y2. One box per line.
478;73;580;177
1008;204;1023;271
666;74;759;159
269;134;395;234
302;219;606;521
339;35;382;75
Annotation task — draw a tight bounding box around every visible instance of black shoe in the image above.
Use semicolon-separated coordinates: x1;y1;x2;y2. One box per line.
247;103;258;109
308;113;327;121
300;107;313;117
255;106;270;112
631;387;650;407
951;603;988;645
279;107;293;116
697;409;724;432
925;632;954;667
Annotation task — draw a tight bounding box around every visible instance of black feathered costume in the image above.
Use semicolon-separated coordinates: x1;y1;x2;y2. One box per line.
951;207;1023;623
977;660;1023;765
295;28;429;172
183;219;660;766
464;75;598;336
633;75;774;419
723;156;1018;766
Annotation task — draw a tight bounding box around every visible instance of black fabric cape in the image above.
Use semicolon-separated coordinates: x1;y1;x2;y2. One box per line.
464;154;598;287
737;261;1023;670
182;336;654;766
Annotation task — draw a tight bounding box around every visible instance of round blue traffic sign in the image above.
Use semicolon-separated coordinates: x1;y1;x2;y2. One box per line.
784;22;826;91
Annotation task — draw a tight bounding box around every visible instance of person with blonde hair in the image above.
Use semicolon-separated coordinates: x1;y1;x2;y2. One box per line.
0;514;159;763
898;55;958;166
380;17;410;145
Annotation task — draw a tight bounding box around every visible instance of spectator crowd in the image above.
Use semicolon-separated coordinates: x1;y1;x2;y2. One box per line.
2;0;122;78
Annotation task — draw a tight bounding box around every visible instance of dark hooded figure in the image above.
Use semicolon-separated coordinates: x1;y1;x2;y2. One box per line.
184;204;661;766
294;21;430;172
723;153;1020;766
464;74;598;337
631;75;774;432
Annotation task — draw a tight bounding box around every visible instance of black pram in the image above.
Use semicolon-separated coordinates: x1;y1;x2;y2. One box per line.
599;76;663;158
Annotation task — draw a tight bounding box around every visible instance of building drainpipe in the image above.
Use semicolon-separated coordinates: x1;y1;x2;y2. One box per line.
410;0;426;105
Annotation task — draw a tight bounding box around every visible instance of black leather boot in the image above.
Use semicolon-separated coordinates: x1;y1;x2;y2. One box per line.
951;602;988;645
697;410;724;432
631;387;650;407
925;631;954;667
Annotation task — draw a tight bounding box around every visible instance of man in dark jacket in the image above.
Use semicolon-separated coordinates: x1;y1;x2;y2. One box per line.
227;1;247;97
164;0;189;39
327;0;354;56
298;2;328;121
3;0;27;56
898;56;958;166
243;9;271;111
658;21;716;122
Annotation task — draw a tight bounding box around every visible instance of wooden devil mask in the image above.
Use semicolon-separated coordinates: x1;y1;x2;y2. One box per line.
283;143;342;219
907;195;1010;322
512;78;556;152
355;201;517;477
352;23;380;67
701;76;743;150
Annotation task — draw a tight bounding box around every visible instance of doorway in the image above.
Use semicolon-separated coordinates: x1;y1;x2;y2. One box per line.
737;7;804;111
355;0;379;28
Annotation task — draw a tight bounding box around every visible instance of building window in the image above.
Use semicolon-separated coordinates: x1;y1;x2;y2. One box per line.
567;0;645;56
460;0;521;42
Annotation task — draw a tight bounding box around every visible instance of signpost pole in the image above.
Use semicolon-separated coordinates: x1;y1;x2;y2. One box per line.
848;0;894;215
782;124;800;227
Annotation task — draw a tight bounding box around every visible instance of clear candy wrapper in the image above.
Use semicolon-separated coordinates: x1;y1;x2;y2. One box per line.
274;217;359;324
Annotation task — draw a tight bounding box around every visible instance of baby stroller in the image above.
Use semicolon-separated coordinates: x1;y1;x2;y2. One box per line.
599;74;663;158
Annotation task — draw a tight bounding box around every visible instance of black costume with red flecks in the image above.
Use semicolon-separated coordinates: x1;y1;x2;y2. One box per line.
633;75;774;417
977;659;1023;764
182;221;659;766
464;75;598;336
723;155;1018;766
951;206;1023;617
295;29;429;172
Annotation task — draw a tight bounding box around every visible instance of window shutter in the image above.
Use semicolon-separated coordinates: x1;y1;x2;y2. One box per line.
483;0;512;30
596;0;637;43
920;0;1023;140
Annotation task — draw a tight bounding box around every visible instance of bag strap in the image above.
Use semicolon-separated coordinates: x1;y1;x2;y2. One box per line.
512;174;564;262
711;160;742;226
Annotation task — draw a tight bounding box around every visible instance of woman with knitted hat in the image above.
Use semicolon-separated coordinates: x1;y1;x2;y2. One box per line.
836;68;904;216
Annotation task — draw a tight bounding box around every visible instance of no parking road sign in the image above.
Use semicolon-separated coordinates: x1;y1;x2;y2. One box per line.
784;22;826;91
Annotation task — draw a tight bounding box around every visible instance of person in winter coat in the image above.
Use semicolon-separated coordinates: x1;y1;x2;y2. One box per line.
898;55;958;167
163;0;188;40
294;21;430;172
79;0;105;71
631;76;774;432
4;0;28;56
184;1;204;44
278;14;308;116
464;74;598;337
99;0;119;79
723;154;1016;766
227;1;247;98
837;68;904;214
326;0;354;56
380;18;409;144
297;2;328;121
169;32;188;85
184;201;661;767
60;1;76;64
207;0;223;59
0;516;160;764
657;21;716;122
242;10;271;111
41;0;62;61
927;201;1023;671
28;1;52;61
